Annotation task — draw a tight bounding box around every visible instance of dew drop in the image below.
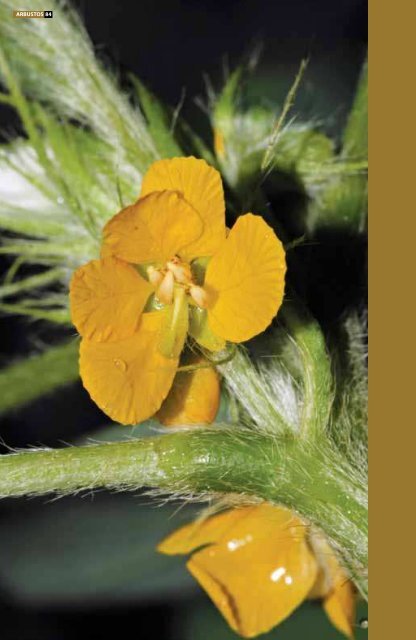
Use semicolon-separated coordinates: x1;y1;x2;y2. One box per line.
113;358;127;372
270;567;286;582
359;618;368;629
57;196;64;205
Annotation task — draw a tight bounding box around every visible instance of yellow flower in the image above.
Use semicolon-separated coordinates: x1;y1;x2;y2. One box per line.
70;157;286;424
158;504;356;639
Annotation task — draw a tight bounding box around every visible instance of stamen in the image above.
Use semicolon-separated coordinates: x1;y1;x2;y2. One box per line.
147;265;164;287
156;270;175;304
167;260;192;284
190;285;208;308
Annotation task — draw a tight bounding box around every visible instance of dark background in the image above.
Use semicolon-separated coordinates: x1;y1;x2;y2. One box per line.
0;1;367;638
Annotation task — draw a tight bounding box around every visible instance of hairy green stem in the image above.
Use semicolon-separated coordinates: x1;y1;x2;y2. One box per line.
0;429;367;597
282;301;333;438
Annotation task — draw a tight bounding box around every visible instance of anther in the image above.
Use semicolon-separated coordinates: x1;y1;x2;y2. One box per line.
190;285;208;308
147;265;164;287
156;270;175;304
166;260;192;284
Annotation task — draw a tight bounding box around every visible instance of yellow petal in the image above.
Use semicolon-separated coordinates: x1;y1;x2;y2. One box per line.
205;214;286;343
69;257;153;342
309;535;356;638
323;580;356;639
157;355;220;426
140;157;226;259
159;505;304;555
186;534;315;639
102;190;203;264
79;311;178;425
161;504;317;638
158;506;251;555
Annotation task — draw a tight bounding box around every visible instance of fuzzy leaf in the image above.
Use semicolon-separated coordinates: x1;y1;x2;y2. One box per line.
0;0;157;174
130;76;183;158
343;59;368;159
308;60;368;233
0;340;79;416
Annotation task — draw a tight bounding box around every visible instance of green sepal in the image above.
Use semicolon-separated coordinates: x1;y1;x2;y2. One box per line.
190;256;211;285
143;293;164;313
189;306;225;353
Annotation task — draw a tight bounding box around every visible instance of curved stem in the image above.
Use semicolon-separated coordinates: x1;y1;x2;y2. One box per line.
281;301;333;439
0;428;367;597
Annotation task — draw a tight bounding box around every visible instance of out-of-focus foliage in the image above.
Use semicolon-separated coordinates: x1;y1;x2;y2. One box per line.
0;340;78;416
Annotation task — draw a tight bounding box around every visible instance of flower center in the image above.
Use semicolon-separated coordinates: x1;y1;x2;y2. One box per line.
146;256;208;308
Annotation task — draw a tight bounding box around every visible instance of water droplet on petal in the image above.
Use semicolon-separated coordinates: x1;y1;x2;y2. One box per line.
359;618;368;630
113;358;127;372
270;567;286;582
